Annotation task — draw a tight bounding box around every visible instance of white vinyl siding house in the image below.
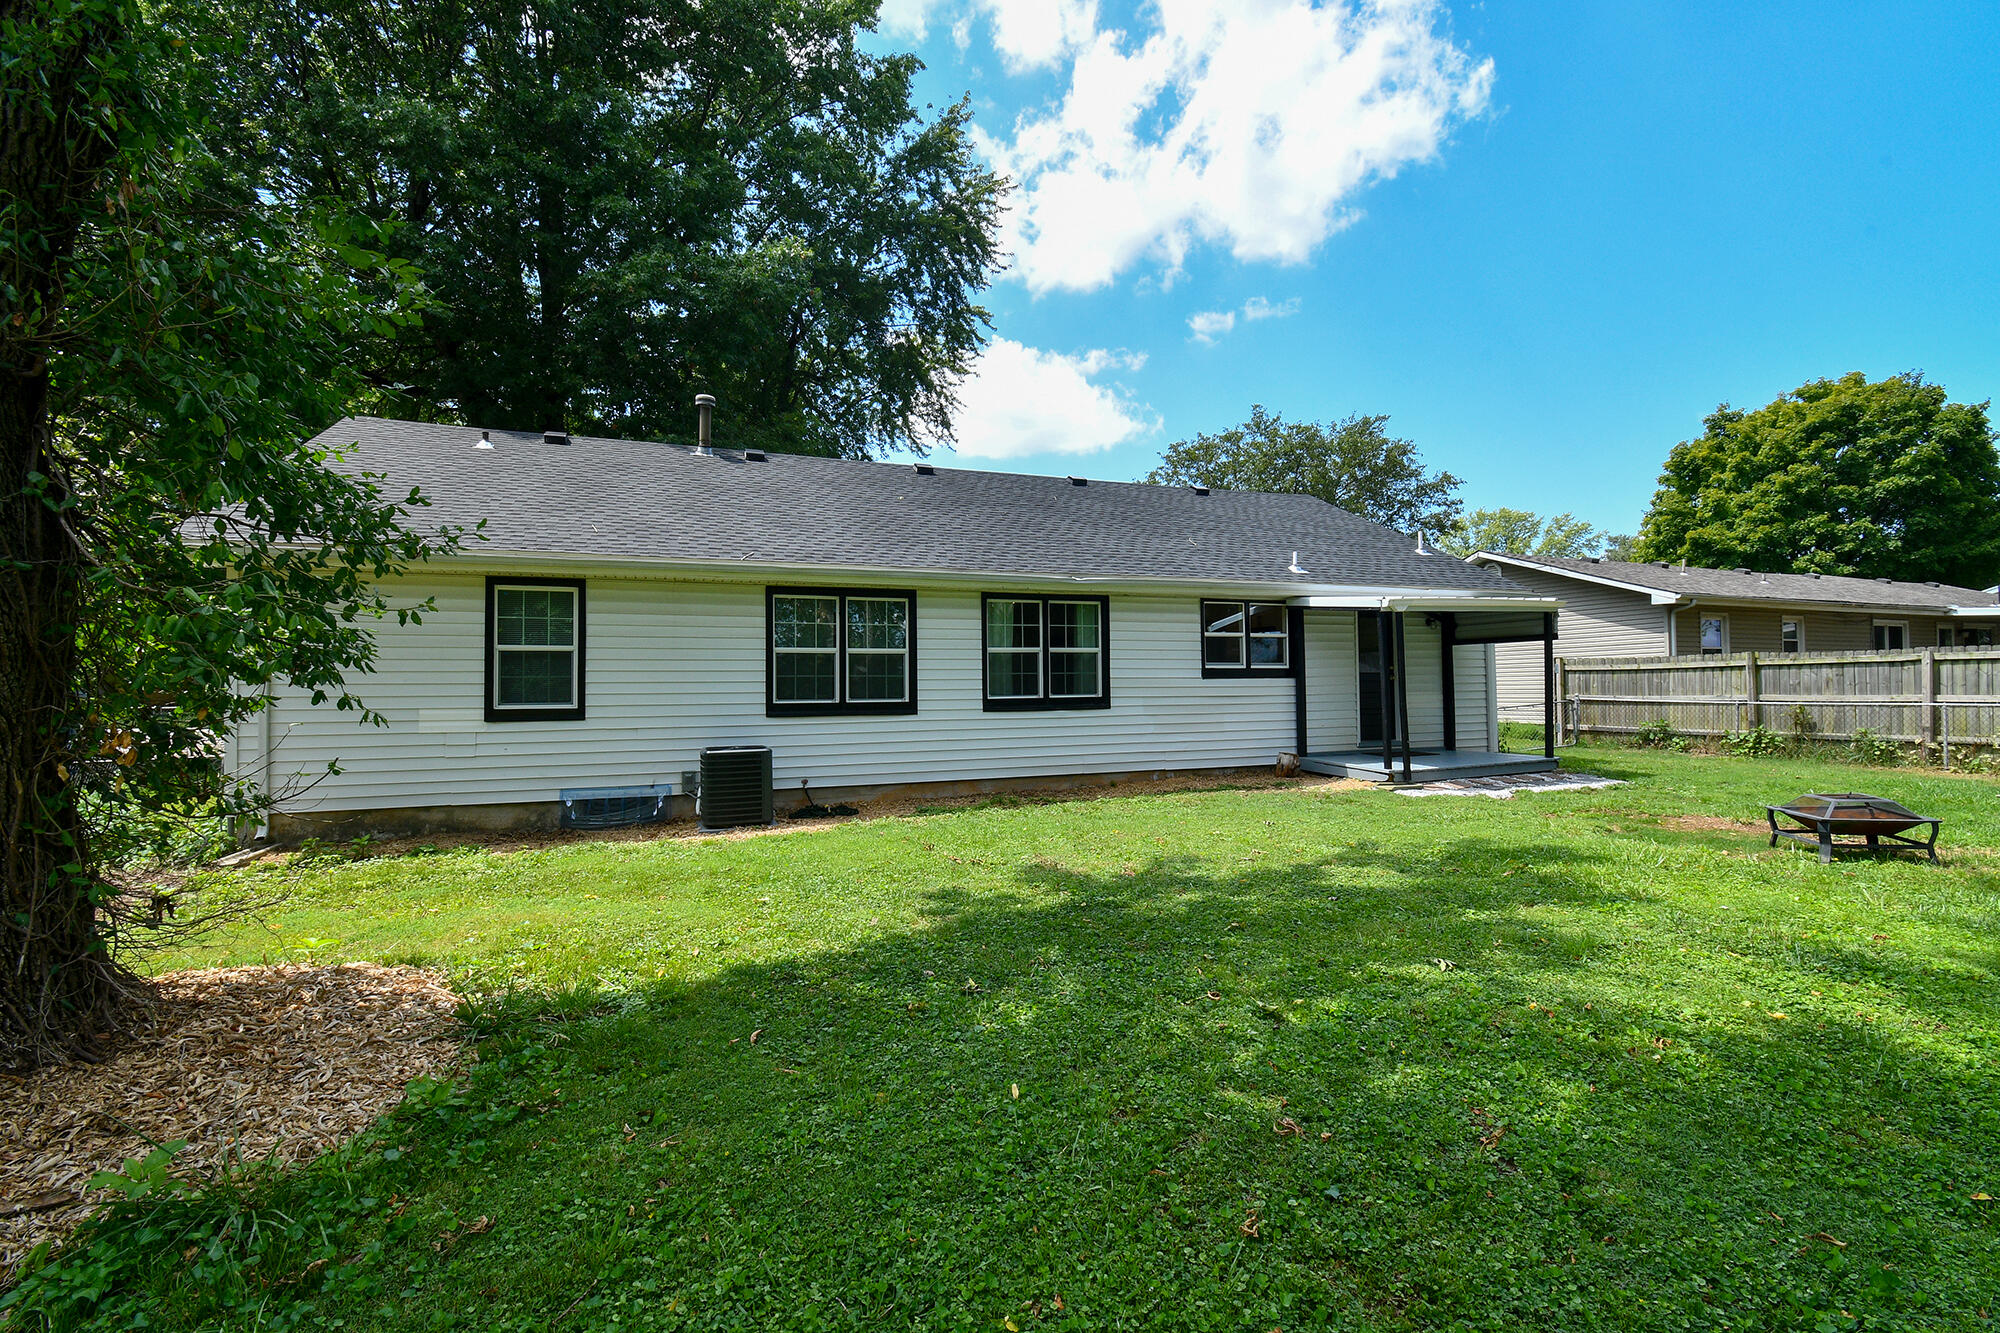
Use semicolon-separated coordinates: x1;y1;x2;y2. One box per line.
232;418;1563;835
230;571;1507;831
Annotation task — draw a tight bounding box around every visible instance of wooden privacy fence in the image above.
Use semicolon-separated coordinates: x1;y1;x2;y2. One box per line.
1559;647;2000;757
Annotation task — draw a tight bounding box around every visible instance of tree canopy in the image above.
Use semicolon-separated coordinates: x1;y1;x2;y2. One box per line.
1635;372;2000;587
1432;508;1607;559
2;0;465;1065
190;0;1006;457
1146;406;1462;536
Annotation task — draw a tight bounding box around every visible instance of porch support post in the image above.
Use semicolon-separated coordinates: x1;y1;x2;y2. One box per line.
1377;610;1395;774
1439;612;1458;751
1394;611;1414;783
1542;611;1557;759
1290;606;1308;756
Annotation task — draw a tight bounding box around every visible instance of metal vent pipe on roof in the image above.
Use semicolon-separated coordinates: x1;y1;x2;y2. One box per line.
695;393;716;454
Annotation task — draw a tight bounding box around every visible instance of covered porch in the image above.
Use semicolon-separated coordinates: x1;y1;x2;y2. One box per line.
1290;593;1562;785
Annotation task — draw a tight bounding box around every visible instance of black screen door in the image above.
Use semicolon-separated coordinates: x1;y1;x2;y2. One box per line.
1358;614;1399;745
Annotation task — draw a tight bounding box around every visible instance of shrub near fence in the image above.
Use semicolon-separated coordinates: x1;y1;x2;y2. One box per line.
1560;646;2000;762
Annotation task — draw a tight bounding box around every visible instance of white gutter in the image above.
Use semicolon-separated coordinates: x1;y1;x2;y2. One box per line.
1286;593;1562;612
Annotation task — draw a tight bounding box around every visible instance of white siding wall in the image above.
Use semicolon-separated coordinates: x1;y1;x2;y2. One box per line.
246;573;1327;814
1455;644;1494;749
1302;611;1357;752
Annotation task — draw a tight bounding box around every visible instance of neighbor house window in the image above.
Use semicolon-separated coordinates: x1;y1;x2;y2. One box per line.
1780;618;1803;654
1201;601;1294;677
1872;620;1908;651
1939;625;1955;648
767;588;916;715
982;594;1110;709
1699;615;1728;655
486;578;585;721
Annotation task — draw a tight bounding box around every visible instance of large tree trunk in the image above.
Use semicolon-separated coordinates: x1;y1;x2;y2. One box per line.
0;0;132;1068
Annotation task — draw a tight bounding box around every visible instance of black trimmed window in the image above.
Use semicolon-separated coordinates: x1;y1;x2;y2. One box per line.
982;594;1110;710
485;577;585;721
767;587;917;715
1200;600;1296;678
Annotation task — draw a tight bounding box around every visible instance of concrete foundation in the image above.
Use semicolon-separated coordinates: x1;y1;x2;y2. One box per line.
263;763;1275;844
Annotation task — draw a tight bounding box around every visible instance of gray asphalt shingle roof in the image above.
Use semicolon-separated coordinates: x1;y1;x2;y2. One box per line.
312;417;1523;593
1481;553;1999;611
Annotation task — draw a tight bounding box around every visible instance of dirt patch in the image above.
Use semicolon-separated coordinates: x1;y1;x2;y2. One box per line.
242;771;1375;865
1654;815;1768;833
0;963;459;1280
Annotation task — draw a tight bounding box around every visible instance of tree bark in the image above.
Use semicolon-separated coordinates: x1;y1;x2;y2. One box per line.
0;0;132;1068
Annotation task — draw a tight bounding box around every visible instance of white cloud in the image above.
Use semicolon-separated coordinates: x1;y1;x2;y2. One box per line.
879;0;1096;70
1187;309;1236;343
1241;295;1300;322
946;337;1157;459
1188;294;1300;342
963;0;1493;294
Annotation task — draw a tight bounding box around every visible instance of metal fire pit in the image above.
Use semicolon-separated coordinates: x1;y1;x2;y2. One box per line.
1765;793;1940;864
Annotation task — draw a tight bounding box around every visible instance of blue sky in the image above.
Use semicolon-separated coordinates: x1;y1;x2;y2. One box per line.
867;0;2000;538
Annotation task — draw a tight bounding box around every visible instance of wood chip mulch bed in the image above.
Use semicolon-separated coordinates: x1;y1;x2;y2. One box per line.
0;963;461;1282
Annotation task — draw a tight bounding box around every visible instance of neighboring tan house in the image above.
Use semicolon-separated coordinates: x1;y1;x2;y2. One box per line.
1467;553;2000;717
228;416;1568;838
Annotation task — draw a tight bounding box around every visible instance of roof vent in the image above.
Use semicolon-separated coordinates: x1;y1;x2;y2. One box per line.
474;430;494;451
543;429;569;446
1876;577;1892;583
1733;567;1750;574
1287;551;1307;574
1588;557;1602;563
1809;573;1821;578
1656;561;1670;568
743;448;766;461
1189;484;1209;496
912;462;935;476
1067;475;1086;486
1925;580;1939;587
694;393;716;455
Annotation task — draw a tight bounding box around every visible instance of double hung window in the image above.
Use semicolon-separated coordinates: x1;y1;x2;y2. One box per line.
983;595;1109;709
486;579;585;721
768;589;916;714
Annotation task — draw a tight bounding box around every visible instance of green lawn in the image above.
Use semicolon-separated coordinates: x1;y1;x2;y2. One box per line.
18;745;2000;1330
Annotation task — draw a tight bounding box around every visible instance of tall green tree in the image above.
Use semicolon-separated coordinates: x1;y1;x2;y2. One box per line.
192;0;1006;457
2;0;462;1066
1147;406;1462;535
1635;372;2000;587
1433;507;1606;559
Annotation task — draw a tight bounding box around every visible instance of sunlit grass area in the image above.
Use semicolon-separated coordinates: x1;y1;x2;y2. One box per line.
20;745;2000;1330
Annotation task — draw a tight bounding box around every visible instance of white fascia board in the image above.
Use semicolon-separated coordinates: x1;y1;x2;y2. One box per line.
1469;551;1684;605
1947;605;2000;617
1286;592;1562;612
419;548;1507;603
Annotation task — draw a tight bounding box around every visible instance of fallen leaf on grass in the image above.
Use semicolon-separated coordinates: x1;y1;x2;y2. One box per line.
1010;1083;1020;1100
468;1216;492;1233
749;1029;763;1044
1239;1209;1260;1238
1274;1117;1302;1137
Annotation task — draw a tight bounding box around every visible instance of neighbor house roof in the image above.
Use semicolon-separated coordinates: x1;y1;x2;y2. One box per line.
309;417;1528;596
1471;552;2000;614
